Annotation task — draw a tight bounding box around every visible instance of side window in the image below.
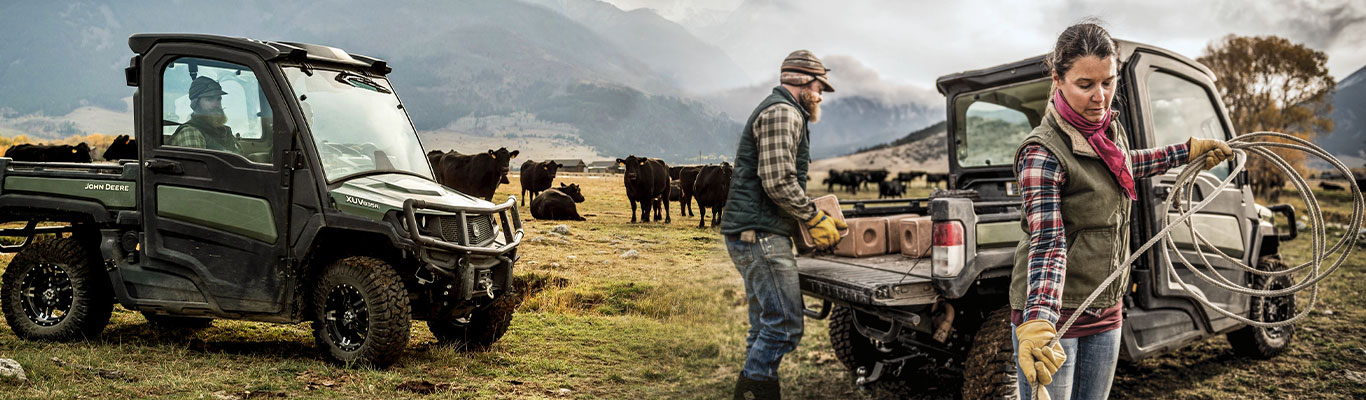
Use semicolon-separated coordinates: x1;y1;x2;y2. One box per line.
161;57;274;164
1147;70;1230;179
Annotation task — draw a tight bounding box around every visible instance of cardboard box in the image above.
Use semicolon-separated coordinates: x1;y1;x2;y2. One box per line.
878;214;919;254
796;195;849;251
899;216;933;258
834;217;888;257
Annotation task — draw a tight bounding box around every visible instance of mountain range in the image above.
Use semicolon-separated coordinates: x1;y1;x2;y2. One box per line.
0;0;949;163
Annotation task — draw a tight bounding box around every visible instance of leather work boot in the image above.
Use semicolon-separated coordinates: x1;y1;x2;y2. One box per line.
733;374;781;400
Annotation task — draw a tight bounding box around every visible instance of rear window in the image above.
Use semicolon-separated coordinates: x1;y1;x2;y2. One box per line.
952;78;1052;168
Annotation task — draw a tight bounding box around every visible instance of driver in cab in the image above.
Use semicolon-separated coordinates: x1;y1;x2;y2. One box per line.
169;76;242;155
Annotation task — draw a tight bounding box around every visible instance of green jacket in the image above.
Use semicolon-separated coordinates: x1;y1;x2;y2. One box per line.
1010;104;1134;311
720;87;811;237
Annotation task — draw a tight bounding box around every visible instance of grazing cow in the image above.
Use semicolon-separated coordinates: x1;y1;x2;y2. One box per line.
823;170;863;194
678;165;703;217
4;143;93;163
1321;182;1345;191
618;155;671;223
530;183;586;221
520;160;562;206
878;180;906;199
430;147;519;201
669;180;682;202
896;171;924;183
861;169;890;189
102;135;138;161
924;173;950;188
693;162;733;228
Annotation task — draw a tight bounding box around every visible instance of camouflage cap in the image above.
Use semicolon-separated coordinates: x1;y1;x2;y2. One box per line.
781;50;834;92
188;76;228;100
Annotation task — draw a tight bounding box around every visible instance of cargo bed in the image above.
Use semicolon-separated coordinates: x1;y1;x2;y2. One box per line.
797;253;937;307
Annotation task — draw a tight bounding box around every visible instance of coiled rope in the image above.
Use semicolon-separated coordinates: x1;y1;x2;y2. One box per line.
1031;132;1363;399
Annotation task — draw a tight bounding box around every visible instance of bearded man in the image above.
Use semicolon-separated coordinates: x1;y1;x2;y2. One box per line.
169;76;242;154
720;50;843;400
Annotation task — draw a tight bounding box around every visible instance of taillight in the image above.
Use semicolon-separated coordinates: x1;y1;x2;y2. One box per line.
932;221;965;277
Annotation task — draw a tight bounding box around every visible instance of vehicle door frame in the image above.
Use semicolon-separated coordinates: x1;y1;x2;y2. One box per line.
134;41;297;317
1122;49;1259;359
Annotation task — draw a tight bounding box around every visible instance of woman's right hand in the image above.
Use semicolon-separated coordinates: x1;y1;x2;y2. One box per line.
1016;319;1067;387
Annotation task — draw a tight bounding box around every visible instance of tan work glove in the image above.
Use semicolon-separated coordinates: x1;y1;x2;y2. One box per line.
1188;137;1233;170
1016;319;1067;389
805;210;847;249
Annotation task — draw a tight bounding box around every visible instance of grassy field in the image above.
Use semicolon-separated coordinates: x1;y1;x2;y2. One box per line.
0;174;1362;399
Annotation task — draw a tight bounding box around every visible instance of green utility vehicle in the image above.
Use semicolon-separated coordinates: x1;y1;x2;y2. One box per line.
0;34;523;366
797;40;1299;397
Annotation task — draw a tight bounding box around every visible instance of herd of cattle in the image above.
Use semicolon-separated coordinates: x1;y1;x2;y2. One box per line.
421;148;733;227
823;168;950;198
1;135;138;163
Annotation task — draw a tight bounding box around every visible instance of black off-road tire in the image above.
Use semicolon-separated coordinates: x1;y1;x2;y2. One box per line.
141;312;214;330
310;256;411;367
1227;257;1296;359
962;307;1020;400
828;305;915;398
428;291;519;351
1;237;113;342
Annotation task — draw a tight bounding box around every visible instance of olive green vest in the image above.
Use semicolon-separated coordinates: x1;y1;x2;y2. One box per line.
720;87;811;237
173;117;241;154
1010;104;1133;311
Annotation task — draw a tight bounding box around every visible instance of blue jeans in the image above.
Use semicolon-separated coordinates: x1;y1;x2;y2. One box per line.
1012;324;1122;400
727;232;804;382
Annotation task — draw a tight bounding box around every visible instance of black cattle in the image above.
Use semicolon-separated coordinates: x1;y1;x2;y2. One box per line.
896;171;925;183
860;169;889;189
530;183;586;221
678;165;703;217
519;160;562;206
102;135;138;161
693;162;733;228
4;142;93;163
878;180;906;199
669;180;682;202
618;155;670;223
668;166;682;180
431;147;519;201
822;170;863;194
924;173;950;188
1321;182;1345;191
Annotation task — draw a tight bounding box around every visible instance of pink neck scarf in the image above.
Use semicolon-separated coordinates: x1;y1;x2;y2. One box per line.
1052;89;1135;200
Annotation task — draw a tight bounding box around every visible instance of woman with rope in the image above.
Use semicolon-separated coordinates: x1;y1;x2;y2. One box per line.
1009;21;1235;399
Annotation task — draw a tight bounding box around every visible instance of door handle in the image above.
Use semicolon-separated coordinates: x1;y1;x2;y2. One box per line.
144;159;183;174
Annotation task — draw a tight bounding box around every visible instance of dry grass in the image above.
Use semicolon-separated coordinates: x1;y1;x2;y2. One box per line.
0;175;1361;399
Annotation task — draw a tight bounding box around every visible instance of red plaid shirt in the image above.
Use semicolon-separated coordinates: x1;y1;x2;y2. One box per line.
1015;142;1189;325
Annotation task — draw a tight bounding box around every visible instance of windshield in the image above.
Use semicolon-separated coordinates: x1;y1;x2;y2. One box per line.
953;78;1051;168
283;67;432;182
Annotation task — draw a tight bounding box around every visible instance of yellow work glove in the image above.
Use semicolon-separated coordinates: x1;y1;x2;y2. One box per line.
1188;137;1233;170
1015;319;1067;388
805;210;847;249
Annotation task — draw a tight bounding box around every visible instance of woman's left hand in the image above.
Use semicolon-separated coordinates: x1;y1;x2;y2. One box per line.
1188;137;1233;170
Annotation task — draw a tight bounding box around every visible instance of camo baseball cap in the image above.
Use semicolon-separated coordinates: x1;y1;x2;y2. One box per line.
781;50;834;92
188;76;228;100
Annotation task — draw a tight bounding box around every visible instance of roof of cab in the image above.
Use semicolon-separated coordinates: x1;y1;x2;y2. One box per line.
127;33;391;74
934;39;1214;96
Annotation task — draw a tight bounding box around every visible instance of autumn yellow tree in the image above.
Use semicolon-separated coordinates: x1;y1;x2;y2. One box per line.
1198;35;1335;201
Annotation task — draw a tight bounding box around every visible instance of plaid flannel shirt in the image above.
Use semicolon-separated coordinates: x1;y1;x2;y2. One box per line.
1016;141;1189;324
754;103;818;222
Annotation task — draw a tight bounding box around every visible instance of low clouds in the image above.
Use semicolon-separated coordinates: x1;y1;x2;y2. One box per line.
607;0;1366;89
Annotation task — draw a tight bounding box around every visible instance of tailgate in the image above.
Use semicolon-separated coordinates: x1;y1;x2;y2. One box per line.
797;254;937;307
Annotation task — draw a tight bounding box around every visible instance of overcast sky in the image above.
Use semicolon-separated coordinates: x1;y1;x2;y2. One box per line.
604;0;1366;89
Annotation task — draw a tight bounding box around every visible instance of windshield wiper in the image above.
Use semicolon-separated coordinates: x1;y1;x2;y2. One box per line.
335;71;391;94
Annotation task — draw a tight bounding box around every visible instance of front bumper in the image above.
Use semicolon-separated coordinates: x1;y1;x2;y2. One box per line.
404;196;524;300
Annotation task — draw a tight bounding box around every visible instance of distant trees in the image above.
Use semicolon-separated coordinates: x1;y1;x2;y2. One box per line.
1198;35;1336;200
